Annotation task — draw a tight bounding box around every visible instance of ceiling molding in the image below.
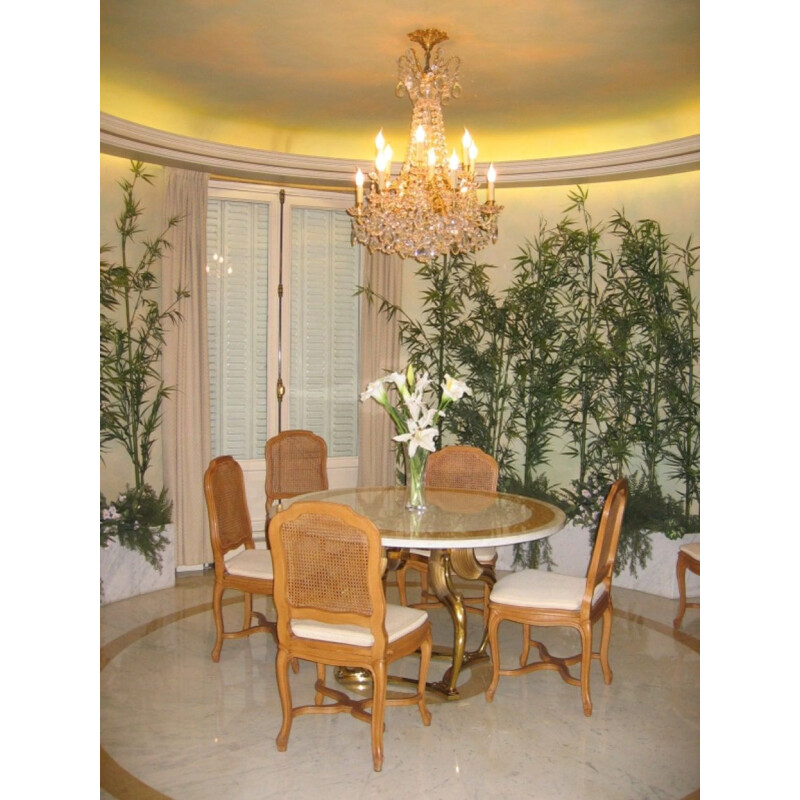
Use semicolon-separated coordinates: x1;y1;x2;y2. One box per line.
100;113;699;189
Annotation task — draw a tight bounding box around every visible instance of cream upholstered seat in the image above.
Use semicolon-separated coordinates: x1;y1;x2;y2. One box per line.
291;604;429;647
485;478;628;716
264;430;328;533
674;540;700;628
204;455;276;662
396;445;499;616
489;570;608;610
269;500;433;772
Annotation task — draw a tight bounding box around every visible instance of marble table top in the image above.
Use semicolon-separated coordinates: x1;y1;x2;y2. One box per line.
285;486;566;549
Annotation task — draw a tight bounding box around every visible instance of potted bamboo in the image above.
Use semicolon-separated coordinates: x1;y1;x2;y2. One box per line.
100;161;188;603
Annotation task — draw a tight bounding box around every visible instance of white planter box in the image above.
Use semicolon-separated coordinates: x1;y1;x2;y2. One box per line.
496;522;700;599
100;523;176;605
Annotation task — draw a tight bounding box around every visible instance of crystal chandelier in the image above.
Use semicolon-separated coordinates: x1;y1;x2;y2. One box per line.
348;29;502;264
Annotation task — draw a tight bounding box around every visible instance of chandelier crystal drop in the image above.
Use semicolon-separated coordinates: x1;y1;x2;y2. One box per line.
348;29;502;264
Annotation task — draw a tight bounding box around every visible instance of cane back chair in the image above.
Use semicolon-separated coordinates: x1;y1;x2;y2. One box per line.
264;430;329;532
204;455;276;662
269;501;433;772
485;478;628;716
396;445;499;616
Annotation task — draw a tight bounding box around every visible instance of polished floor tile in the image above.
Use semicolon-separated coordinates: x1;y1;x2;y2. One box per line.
101;572;699;799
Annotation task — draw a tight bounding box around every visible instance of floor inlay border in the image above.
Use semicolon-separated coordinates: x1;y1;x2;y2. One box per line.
101;596;699;799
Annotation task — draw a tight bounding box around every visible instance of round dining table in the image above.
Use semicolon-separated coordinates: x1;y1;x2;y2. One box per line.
285;485;566;699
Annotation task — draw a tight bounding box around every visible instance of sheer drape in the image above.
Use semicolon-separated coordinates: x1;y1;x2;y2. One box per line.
357;251;403;487
162;168;212;566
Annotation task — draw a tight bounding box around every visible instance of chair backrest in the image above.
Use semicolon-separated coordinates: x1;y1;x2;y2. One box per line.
584;478;628;601
265;430;329;510
269;501;387;650
204;456;255;562
425;445;499;492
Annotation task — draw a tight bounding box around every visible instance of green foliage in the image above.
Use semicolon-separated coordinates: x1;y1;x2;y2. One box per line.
100;161;188;562
556;187;613;487
505;473;561;570
100;486;172;570
361;187;699;575
504;227;571;494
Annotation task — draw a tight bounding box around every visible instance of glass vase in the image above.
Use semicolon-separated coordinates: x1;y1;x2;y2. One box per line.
403;445;429;512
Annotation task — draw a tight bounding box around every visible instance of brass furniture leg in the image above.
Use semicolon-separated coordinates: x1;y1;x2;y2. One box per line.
426;548;497;698
450;547;496;655
674;544;700;628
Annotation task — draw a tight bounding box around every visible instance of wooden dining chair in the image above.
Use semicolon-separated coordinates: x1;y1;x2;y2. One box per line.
396;445;499;617
269;501;433;772
264;429;329;534
485;478;628;716
204;455;276;662
674;541;700;628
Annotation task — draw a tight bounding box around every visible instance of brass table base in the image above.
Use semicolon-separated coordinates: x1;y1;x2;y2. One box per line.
335;547;495;700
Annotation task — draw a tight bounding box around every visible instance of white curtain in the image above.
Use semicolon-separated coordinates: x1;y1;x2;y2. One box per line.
161;168;212;566
357;251;403;487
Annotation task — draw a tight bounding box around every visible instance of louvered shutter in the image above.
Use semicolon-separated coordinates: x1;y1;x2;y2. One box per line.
289;208;360;457
206;198;269;458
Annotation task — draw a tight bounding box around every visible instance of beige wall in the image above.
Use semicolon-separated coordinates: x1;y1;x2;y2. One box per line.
401;170;700;317
100;154;699;498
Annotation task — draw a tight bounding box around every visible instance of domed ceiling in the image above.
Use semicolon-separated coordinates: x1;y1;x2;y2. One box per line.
100;0;699;165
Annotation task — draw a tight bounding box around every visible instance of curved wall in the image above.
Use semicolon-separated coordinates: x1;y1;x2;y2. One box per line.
100;121;699;497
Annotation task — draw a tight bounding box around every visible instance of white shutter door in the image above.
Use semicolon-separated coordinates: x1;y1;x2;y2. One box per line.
289;208;360;457
206;198;269;459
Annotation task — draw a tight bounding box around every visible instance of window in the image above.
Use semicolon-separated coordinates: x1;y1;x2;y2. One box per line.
206;183;361;464
206;198;269;458
289;207;360;456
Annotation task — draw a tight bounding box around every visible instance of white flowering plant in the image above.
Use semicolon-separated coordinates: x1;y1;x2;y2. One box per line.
361;365;471;506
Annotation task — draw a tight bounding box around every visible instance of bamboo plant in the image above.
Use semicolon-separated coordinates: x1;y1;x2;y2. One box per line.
360;187;699;575
100;161;188;569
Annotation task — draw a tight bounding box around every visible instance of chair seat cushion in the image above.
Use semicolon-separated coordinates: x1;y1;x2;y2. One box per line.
291;604;428;647
225;548;274;580
680;542;700;561
490;569;606;611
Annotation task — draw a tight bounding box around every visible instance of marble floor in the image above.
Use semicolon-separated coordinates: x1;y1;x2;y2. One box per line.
100;571;700;799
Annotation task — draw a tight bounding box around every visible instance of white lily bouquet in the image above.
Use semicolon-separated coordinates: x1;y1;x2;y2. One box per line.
361;365;471;510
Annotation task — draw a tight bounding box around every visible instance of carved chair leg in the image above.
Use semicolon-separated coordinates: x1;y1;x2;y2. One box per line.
579;621;593;717
397;565;409;607
211;581;225;663
484;613;502;703
674;551;689;628
599;603;613;685
371;662;387;772
275;647;293;752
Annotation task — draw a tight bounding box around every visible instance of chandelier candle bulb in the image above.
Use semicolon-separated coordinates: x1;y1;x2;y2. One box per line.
462;129;472;166
355;168;364;206
487;163;496;203
384;144;393;182
376;150;386;190
428;148;436;180
449;149;459;188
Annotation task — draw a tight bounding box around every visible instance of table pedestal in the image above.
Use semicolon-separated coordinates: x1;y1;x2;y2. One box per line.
335;548;495;700
292;486;566;701
425;547;496;698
